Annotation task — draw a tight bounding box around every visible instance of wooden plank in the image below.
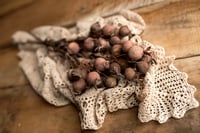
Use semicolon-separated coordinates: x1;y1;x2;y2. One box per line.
0;0;33;16
0;85;81;133
140;0;200;58
92;0;165;17
134;0;179;14
0;0;163;47
0;47;27;88
174;56;200;87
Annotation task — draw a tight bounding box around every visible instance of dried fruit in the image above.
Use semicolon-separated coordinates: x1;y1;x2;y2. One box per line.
95;57;110;71
79;58;93;68
104;76;117;88
109;62;121;75
110;36;121;45
136;61;149;74
117;58;128;71
125;67;136;80
67;42;80;54
122;41;133;52
67;69;81;81
121;36;129;43
143;54;152;63
72;78;86;94
102;24;114;36
96;38;110;51
119;25;130;37
87;71;102;86
84;37;95;51
128;45;144;60
90;22;101;37
80;68;88;79
67;68;87;81
45;21;154;94
111;44;122;57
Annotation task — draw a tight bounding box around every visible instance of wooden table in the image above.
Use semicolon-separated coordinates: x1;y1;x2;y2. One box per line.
0;0;199;133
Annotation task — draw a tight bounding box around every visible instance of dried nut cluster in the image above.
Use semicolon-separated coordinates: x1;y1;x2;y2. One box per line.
44;23;155;95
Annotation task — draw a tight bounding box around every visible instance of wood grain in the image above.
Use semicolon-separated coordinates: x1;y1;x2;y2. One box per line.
0;47;27;89
140;0;200;58
174;56;200;87
0;0;33;16
0;85;81;133
0;0;162;47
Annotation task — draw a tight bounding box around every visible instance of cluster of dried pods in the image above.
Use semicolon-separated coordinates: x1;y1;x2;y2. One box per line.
44;22;155;95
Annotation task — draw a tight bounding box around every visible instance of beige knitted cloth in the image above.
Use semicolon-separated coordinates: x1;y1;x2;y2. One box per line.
12;10;199;130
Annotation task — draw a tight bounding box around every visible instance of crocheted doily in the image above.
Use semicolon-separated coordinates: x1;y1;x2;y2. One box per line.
138;56;199;123
12;10;199;130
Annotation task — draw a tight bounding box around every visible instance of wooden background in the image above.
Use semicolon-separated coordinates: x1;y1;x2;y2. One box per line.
0;0;199;133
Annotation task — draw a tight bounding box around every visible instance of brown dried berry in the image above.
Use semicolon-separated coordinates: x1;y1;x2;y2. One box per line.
117;58;128;71
87;71;102;86
111;44;122;57
122;41;133;52
119;25;131;37
67;42;80;54
110;36;121;45
79;58;93;68
68;68;87;80
104;76;117;88
121;36;129;44
72;78;86;94
128;45;144;61
81;51;93;58
83;37;95;51
90;22;101;37
136;61;149;74
67;69;81;81
102;24;114;36
95;57;110;71
143;54;152;63
96;38;110;51
109;62;121;75
125;67;136;80
80;68;88;79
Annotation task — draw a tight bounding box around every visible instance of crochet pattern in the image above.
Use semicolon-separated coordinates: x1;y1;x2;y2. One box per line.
138;56;199;123
12;10;199;130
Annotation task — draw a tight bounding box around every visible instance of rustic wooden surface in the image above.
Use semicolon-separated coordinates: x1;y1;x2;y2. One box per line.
0;0;200;133
0;0;163;48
